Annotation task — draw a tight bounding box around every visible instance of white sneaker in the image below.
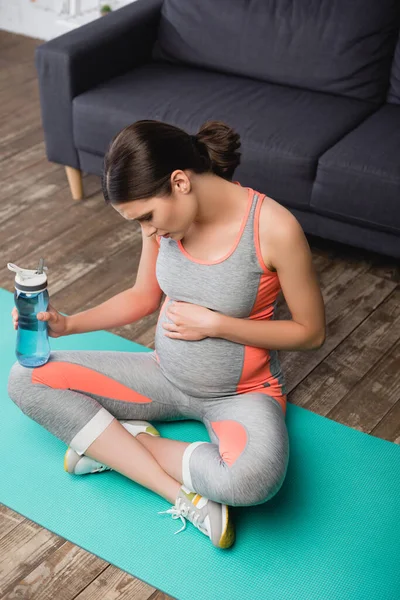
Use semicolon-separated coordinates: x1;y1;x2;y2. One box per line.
159;486;235;549
64;420;160;475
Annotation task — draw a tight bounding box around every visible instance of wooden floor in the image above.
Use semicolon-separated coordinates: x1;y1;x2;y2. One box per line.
0;29;399;600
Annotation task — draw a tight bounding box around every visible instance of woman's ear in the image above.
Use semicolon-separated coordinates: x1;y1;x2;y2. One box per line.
171;169;191;194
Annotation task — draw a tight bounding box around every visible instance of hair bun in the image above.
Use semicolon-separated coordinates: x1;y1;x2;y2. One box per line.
189;133;210;166
196;121;241;180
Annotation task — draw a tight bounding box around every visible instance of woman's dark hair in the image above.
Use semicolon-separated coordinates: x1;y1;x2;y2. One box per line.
102;119;241;205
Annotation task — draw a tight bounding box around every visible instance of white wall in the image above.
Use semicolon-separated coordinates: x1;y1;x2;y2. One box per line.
0;0;133;41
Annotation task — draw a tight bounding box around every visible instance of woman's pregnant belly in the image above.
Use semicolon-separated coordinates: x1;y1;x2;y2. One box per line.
155;310;246;397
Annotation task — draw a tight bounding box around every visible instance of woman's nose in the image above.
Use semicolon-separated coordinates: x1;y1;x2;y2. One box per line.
144;224;157;237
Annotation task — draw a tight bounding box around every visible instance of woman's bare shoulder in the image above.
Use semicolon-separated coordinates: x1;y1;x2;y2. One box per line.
258;195;305;271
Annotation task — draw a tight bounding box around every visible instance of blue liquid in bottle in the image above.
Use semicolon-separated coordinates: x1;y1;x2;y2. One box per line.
15;288;50;367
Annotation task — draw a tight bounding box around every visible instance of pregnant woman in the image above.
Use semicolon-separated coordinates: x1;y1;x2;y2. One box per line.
8;119;325;549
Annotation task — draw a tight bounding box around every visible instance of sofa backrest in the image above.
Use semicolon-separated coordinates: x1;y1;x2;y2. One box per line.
387;32;400;104
152;0;400;103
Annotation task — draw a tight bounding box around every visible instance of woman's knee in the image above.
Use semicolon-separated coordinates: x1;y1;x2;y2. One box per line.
230;443;290;506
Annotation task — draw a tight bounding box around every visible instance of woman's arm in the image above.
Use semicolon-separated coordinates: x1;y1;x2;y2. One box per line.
214;204;326;351
66;286;160;335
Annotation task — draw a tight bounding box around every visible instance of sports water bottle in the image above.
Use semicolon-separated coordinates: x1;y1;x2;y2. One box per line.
8;259;51;368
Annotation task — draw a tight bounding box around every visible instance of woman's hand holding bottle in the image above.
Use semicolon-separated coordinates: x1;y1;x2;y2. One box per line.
11;304;70;338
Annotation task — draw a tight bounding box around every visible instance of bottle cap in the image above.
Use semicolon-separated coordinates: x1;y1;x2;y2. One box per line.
7;259;48;293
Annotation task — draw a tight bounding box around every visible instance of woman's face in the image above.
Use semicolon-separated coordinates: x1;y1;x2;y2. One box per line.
113;170;197;240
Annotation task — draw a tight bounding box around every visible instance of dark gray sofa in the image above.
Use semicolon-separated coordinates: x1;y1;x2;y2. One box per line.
35;0;400;258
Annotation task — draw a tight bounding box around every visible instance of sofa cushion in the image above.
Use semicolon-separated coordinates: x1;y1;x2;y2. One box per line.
388;32;400;104
311;105;400;234
152;0;400;103
73;62;374;208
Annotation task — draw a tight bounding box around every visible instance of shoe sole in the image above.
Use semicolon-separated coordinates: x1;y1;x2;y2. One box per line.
63;449;69;473
64;448;111;475
64;447;79;474
218;505;235;549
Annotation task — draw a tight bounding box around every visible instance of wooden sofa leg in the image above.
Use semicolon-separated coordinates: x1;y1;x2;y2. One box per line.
65;166;83;200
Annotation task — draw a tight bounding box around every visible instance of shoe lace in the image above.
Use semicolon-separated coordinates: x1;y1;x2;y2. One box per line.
93;464;109;473
158;498;207;536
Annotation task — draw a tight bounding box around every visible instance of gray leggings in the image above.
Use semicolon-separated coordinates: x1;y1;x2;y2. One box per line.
8;350;289;507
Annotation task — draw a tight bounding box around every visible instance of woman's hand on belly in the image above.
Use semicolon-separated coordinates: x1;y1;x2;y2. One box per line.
163;301;220;341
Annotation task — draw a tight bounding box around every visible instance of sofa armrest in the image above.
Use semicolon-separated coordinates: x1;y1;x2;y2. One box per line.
35;0;163;169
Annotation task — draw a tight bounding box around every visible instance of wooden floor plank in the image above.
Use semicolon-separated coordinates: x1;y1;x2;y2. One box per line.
371;398;400;443
0;176;103;274
0;520;65;597
0;36;42;64
0;60;38;91
280;272;397;392
0;78;39;118
0;541;108;600
0;31;24;48
73;564;156;600
0;141;47;181
0;156;60;213
289;288;400;413
368;260;400;284
147;593;175;600
0;507;25;543
0;103;45;147
45;224;140;298
0;126;44;164
0;167;71;227
53;242;143;316
308;234;400;283
327;337;400;431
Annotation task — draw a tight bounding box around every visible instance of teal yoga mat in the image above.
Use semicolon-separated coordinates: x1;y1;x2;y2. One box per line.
1;287;400;599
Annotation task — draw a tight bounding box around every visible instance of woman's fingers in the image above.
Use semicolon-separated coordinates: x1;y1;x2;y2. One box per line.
37;312;53;322
11;308;18;329
12;308;60;332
